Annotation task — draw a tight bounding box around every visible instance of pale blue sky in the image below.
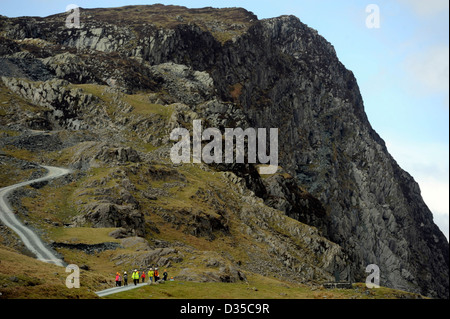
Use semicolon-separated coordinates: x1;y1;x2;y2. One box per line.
1;0;449;239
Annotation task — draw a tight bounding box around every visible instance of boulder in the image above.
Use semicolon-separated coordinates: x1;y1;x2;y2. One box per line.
73;202;145;237
176;265;246;283
95;146;141;163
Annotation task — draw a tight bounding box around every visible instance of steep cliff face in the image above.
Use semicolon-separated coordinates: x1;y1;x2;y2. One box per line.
0;5;448;297
221;16;449;298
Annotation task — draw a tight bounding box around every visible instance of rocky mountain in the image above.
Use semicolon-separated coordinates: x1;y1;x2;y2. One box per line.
0;5;448;298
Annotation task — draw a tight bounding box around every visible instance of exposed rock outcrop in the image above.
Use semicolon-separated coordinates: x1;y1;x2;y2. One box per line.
1;76;96;130
263;172;329;237
94;146;141;164
73;202;145;237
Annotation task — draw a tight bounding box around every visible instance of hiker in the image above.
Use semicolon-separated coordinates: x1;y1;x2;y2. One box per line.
123;271;128;286
132;269;139;285
118;273;122;287
115;272;120;287
163;269;168;281
148;268;154;284
141;270;146;283
154;268;159;282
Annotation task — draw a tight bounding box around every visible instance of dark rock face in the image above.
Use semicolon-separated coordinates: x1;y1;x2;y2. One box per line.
51;242;121;254
94;146;141;164
0;5;448;297
2;132;63;152
73;202;145;237
235;17;449;298
263;173;329;237
176;265;246;283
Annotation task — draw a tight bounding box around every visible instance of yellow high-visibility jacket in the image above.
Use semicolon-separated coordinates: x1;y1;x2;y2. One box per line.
132;271;139;280
148;270;154;278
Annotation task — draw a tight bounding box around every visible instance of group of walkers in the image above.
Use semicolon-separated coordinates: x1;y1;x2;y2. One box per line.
115;267;169;287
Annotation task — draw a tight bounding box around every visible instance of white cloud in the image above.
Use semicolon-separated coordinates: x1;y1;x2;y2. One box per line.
403;45;449;97
433;213;449;242
398;0;449;17
386;139;449;240
418;177;449;216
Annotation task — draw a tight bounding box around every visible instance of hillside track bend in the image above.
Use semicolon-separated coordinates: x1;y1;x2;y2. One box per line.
0;165;71;267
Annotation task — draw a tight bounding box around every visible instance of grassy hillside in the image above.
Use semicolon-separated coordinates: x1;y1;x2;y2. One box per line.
0;244;424;299
102;278;426;300
0;246;98;299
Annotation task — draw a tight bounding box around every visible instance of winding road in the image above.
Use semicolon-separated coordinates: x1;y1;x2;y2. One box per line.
95;282;148;297
0;165;71;267
0;165;147;296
